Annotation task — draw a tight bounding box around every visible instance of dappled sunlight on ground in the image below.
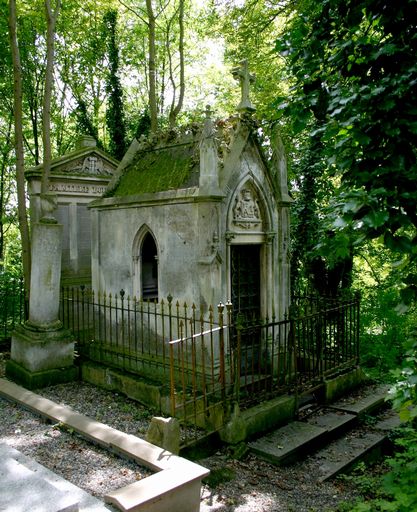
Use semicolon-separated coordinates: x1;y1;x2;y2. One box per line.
201;489;283;511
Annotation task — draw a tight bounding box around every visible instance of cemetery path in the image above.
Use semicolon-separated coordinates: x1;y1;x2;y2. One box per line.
0;388;152;502
0;351;387;512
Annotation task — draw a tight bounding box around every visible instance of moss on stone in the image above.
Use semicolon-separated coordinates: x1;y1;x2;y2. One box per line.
111;142;200;197
203;467;236;488
6;359;78;389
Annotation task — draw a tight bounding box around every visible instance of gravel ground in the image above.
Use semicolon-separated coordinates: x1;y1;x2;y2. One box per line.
0;354;153;499
0;350;368;511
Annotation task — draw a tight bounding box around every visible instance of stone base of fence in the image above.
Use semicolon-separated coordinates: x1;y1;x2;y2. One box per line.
81;360;172;414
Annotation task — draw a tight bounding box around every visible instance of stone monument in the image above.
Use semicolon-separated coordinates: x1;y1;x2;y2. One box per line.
6;194;77;389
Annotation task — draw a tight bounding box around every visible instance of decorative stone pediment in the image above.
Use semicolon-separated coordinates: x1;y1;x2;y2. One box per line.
55;152;114;177
232;183;263;230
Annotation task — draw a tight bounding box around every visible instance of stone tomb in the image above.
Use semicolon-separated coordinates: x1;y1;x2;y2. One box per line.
26;135;118;286
89;61;292;383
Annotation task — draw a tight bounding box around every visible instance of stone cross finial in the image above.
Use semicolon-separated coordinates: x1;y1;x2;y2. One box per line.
232;59;256;113
202;104;215;138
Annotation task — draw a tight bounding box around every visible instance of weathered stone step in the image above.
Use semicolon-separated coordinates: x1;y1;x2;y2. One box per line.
373;408;402;431
248;385;393;468
249;409;355;465
311;429;387;482
0;448;79;512
249;421;326;465
328;384;389;418
305;409;357;437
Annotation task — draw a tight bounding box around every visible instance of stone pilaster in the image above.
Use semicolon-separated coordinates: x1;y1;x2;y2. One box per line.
199;105;220;196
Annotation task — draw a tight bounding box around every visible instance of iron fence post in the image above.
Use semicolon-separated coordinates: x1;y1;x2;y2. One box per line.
169;339;176;418
235;324;242;404
218;302;226;404
226;300;233;393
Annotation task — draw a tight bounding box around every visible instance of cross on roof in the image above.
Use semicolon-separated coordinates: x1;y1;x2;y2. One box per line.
232;59;256;113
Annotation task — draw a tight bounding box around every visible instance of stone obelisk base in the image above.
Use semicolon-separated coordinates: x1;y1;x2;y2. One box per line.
6;217;77;389
6;324;78;389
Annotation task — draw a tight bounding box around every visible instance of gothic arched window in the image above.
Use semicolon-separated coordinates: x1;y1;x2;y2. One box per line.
141;232;158;300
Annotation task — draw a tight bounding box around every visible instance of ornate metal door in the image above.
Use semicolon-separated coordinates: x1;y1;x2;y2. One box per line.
231;245;261;374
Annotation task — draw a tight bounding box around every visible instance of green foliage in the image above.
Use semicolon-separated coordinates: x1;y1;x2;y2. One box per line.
134;110;151;140
74;99;103;149
378;429;417;511
338;461;383;506
277;0;417;298
344;331;417;511
352;241;415;379
2;225;23;275
345;429;417;512
290;127;353;296
389;340;417;424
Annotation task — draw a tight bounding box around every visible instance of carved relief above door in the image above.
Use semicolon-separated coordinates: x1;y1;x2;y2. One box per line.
231;182;263;231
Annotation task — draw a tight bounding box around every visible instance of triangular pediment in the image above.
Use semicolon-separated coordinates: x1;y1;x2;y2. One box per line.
26;140;119;180
51;150;116;177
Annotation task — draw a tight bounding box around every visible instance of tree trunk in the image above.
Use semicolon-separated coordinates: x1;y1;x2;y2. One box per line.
41;0;61;200
8;0;31;295
146;0;158;132
169;0;185;127
0;117;13;268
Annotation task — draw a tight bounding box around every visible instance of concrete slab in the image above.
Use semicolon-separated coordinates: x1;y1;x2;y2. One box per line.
313;430;386;482
328;385;389;417
249;421;327;465
0;444;114;511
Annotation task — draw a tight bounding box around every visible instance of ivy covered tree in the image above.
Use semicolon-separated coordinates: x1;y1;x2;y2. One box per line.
278;0;417;305
103;9;127;160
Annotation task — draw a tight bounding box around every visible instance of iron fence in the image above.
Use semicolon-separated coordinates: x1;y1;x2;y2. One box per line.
60;286;220;385
60;286;360;444
0;274;25;342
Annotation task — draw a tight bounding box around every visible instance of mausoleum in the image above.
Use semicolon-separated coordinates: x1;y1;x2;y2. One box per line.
26;135;118;286
90;61;292;326
8;61;361;433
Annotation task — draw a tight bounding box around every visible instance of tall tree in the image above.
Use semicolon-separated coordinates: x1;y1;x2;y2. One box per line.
0;116;14;267
8;0;31;293
103;9;127;159
168;0;185;127
120;0;190;131
145;0;158;131
41;0;61;200
19;14;46;166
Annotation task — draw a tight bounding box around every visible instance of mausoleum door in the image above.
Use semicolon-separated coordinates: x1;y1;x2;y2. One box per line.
231;244;262;375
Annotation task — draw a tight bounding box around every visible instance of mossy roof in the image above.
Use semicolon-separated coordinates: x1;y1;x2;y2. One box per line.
110;140;200;197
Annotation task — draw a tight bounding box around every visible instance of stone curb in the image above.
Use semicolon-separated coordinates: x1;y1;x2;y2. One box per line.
0;378;209;512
